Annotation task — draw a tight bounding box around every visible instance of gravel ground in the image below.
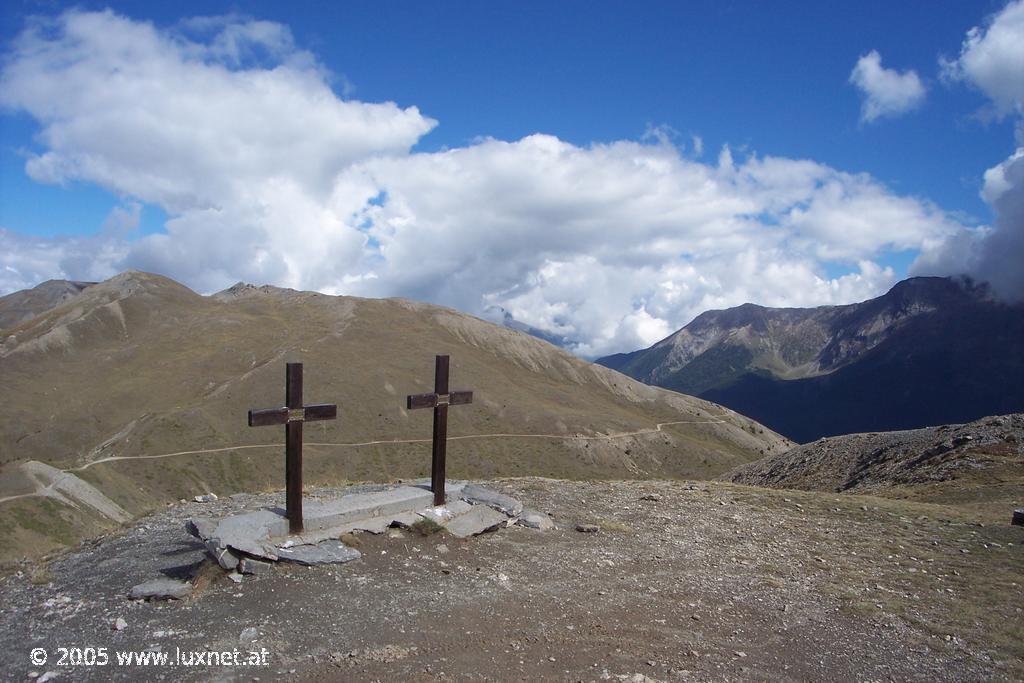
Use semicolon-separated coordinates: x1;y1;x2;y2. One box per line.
1;478;1021;682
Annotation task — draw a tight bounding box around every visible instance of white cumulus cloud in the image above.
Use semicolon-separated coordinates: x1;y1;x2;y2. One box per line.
940;0;1024;122
849;50;927;123
0;10;972;356
915;0;1024;301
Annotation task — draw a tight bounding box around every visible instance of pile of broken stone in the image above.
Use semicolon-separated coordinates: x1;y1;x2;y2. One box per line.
127;483;552;600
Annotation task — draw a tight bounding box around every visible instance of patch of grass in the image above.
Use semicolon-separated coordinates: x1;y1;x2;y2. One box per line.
338;532;362;548
409;518;444;536
28;562;53;586
187;559;221;598
596;519;634;533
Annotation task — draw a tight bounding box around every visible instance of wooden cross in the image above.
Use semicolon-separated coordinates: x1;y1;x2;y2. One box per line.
248;362;337;533
407;355;473;506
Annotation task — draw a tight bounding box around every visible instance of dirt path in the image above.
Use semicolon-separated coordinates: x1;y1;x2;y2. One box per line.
0;416;729;506
1;478;1020;682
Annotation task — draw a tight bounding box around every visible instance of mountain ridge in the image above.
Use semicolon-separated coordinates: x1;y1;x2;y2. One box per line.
597;277;1024;442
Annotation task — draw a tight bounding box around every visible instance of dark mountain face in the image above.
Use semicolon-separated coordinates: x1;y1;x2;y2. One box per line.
597;277;1024;443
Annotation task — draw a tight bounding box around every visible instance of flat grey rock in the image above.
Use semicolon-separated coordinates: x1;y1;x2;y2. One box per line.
518;509;555;530
238;557;273;576
276;540;362;566
444;505;509;538
129;578;192;601
460;484;523;517
300;487;434;532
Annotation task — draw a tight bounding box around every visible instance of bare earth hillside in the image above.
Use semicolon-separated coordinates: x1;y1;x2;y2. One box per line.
1;479;1021;681
0;271;787;561
724;414;1024;523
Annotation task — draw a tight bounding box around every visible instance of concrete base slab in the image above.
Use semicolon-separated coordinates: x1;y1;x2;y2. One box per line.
419;499;473;524
300;486;435;531
444;505;509;538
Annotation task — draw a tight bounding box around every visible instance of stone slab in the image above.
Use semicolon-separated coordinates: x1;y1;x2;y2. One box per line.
517;509;555;530
276;540;362;566
205;540;240;570
460;484;523;517
129;578;193;600
390;512;422;529
443;505;509;538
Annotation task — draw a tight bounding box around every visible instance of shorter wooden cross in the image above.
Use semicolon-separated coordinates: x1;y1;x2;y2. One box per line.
248;362;337;533
407;355;473;506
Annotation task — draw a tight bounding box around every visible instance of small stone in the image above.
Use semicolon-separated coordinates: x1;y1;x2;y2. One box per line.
1012;509;1024;527
734;651;747;658
113;617;128;631
575;524;600;533
239;627;258;643
518;509;555;530
640;494;662;502
436;544;449;554
194;493;218;503
227;572;243;584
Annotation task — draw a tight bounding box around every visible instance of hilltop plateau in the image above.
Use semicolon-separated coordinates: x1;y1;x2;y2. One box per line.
0;271;786;561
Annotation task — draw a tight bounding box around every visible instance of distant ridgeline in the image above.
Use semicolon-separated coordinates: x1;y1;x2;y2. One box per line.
597;277;1024;443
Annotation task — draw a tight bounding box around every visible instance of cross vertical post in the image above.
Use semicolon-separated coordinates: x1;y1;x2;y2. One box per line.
285;362;304;532
431;355;449;506
407;354;474;507
248;362;337;534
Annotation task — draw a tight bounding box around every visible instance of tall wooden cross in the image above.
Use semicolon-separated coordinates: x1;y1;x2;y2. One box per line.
407;355;473;506
248;362;337;533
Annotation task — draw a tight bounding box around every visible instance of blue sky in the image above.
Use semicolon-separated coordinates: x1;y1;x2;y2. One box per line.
1;1;1022;355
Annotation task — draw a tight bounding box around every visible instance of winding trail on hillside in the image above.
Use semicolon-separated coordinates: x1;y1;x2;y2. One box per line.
0;415;735;505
